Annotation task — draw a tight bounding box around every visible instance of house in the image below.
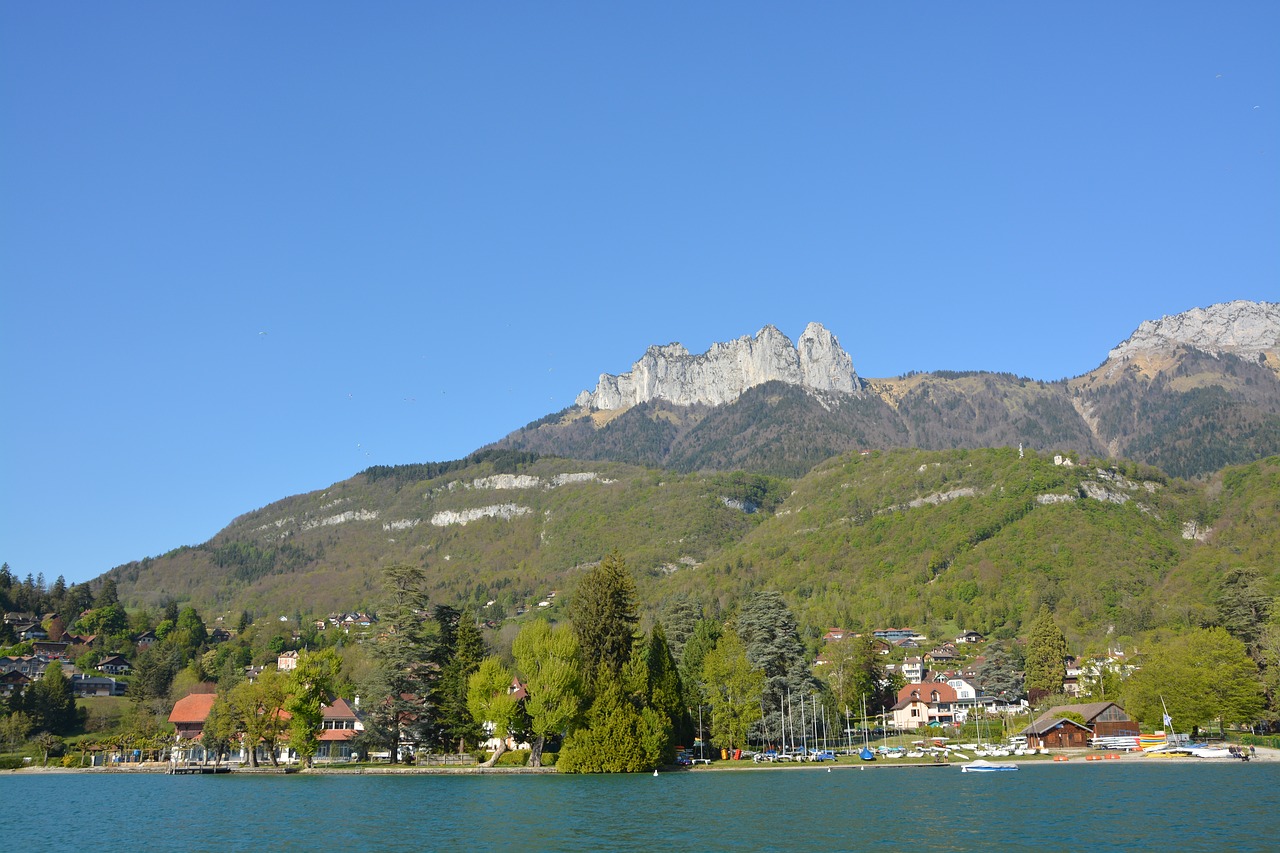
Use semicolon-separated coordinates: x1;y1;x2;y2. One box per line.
946;677;978;701
135;630;158;649
209;628;232;644
1033;701;1139;740
170;693;219;739
316;697;365;762
4;611;37;626
72;674;127;697
169;693;220;762
901;657;924;682
874;628;917;643
823;628;849;642
956;630;985;644
62;632;99;648
923;647;957;665
15;623;48;642
97;654;132;676
2;655;51;679
890;682;959;729
1020;715;1095;750
32;640;71;659
0;670;30;697
278;650;299;672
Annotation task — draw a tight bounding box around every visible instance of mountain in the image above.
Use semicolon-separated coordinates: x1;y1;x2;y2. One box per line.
103;446;1280;650
499;301;1280;479
575;322;860;409
97;301;1280;641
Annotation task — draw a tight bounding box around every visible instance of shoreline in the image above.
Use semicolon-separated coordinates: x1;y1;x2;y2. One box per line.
7;746;1276;775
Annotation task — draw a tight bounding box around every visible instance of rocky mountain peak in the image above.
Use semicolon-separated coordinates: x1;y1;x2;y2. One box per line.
1107;300;1280;364
575;322;860;410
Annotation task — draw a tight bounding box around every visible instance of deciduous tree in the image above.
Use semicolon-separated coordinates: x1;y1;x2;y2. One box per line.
701;630;764;753
1123;627;1264;734
467;656;518;767
511;619;584;767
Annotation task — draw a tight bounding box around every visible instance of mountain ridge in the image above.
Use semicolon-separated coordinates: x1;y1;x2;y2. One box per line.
503;301;1280;480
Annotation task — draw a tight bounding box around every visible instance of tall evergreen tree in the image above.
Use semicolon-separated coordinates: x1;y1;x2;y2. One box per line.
558;666;666;773
736;590;817;740
95;577;119;608
30;661;78;735
569;551;639;690
662;594;703;664
628;623;689;755
367;564;438;761
436;608;486;752
1214;567;1273;655
975;645;1025;702
1024;604;1069;701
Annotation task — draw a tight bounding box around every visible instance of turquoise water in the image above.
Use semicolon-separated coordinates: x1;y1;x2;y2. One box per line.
3;762;1278;851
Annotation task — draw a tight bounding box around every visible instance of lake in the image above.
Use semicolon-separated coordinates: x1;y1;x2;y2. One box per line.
3;762;1278;851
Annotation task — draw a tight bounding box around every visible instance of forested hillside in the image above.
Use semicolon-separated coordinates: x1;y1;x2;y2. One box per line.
101;447;1280;652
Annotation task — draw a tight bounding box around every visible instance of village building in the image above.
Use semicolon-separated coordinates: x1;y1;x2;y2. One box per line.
890;682;959;729
97;654;132;676
316;697;364;762
1019;701;1139;749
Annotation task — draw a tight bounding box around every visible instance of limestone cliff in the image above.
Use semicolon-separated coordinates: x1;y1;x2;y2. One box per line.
1106;300;1280;371
575;322;860;410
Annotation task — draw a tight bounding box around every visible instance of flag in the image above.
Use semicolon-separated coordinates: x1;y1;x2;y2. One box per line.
1163;713;1172;729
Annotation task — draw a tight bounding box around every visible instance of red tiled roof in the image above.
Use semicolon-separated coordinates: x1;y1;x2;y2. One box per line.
322;697;359;721
169;693;218;725
896;682;958;704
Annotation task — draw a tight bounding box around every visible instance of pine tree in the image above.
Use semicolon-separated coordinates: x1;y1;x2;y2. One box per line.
1025;604;1069;701
628;623;689;756
436;609;486;752
368;564;438;761
31;661;78;735
558;666;665;773
569;551;638;690
736;590;816;738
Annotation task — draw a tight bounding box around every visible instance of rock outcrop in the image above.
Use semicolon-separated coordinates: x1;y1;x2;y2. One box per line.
1107;300;1280;363
575;322;860;410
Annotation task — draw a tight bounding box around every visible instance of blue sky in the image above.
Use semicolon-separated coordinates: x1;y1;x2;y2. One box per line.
2;3;1277;586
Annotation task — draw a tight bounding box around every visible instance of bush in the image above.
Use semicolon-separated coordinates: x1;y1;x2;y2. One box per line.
494;749;529;767
0;755;24;770
540;751;558;767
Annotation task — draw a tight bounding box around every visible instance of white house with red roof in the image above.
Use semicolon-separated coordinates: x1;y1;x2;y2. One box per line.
316;697;364;762
890;682;959;730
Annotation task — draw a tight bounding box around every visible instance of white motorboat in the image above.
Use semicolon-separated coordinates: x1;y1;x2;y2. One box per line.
961;759;1018;773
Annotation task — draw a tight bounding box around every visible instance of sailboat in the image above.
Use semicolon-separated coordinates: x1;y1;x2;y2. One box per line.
859;695;876;761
